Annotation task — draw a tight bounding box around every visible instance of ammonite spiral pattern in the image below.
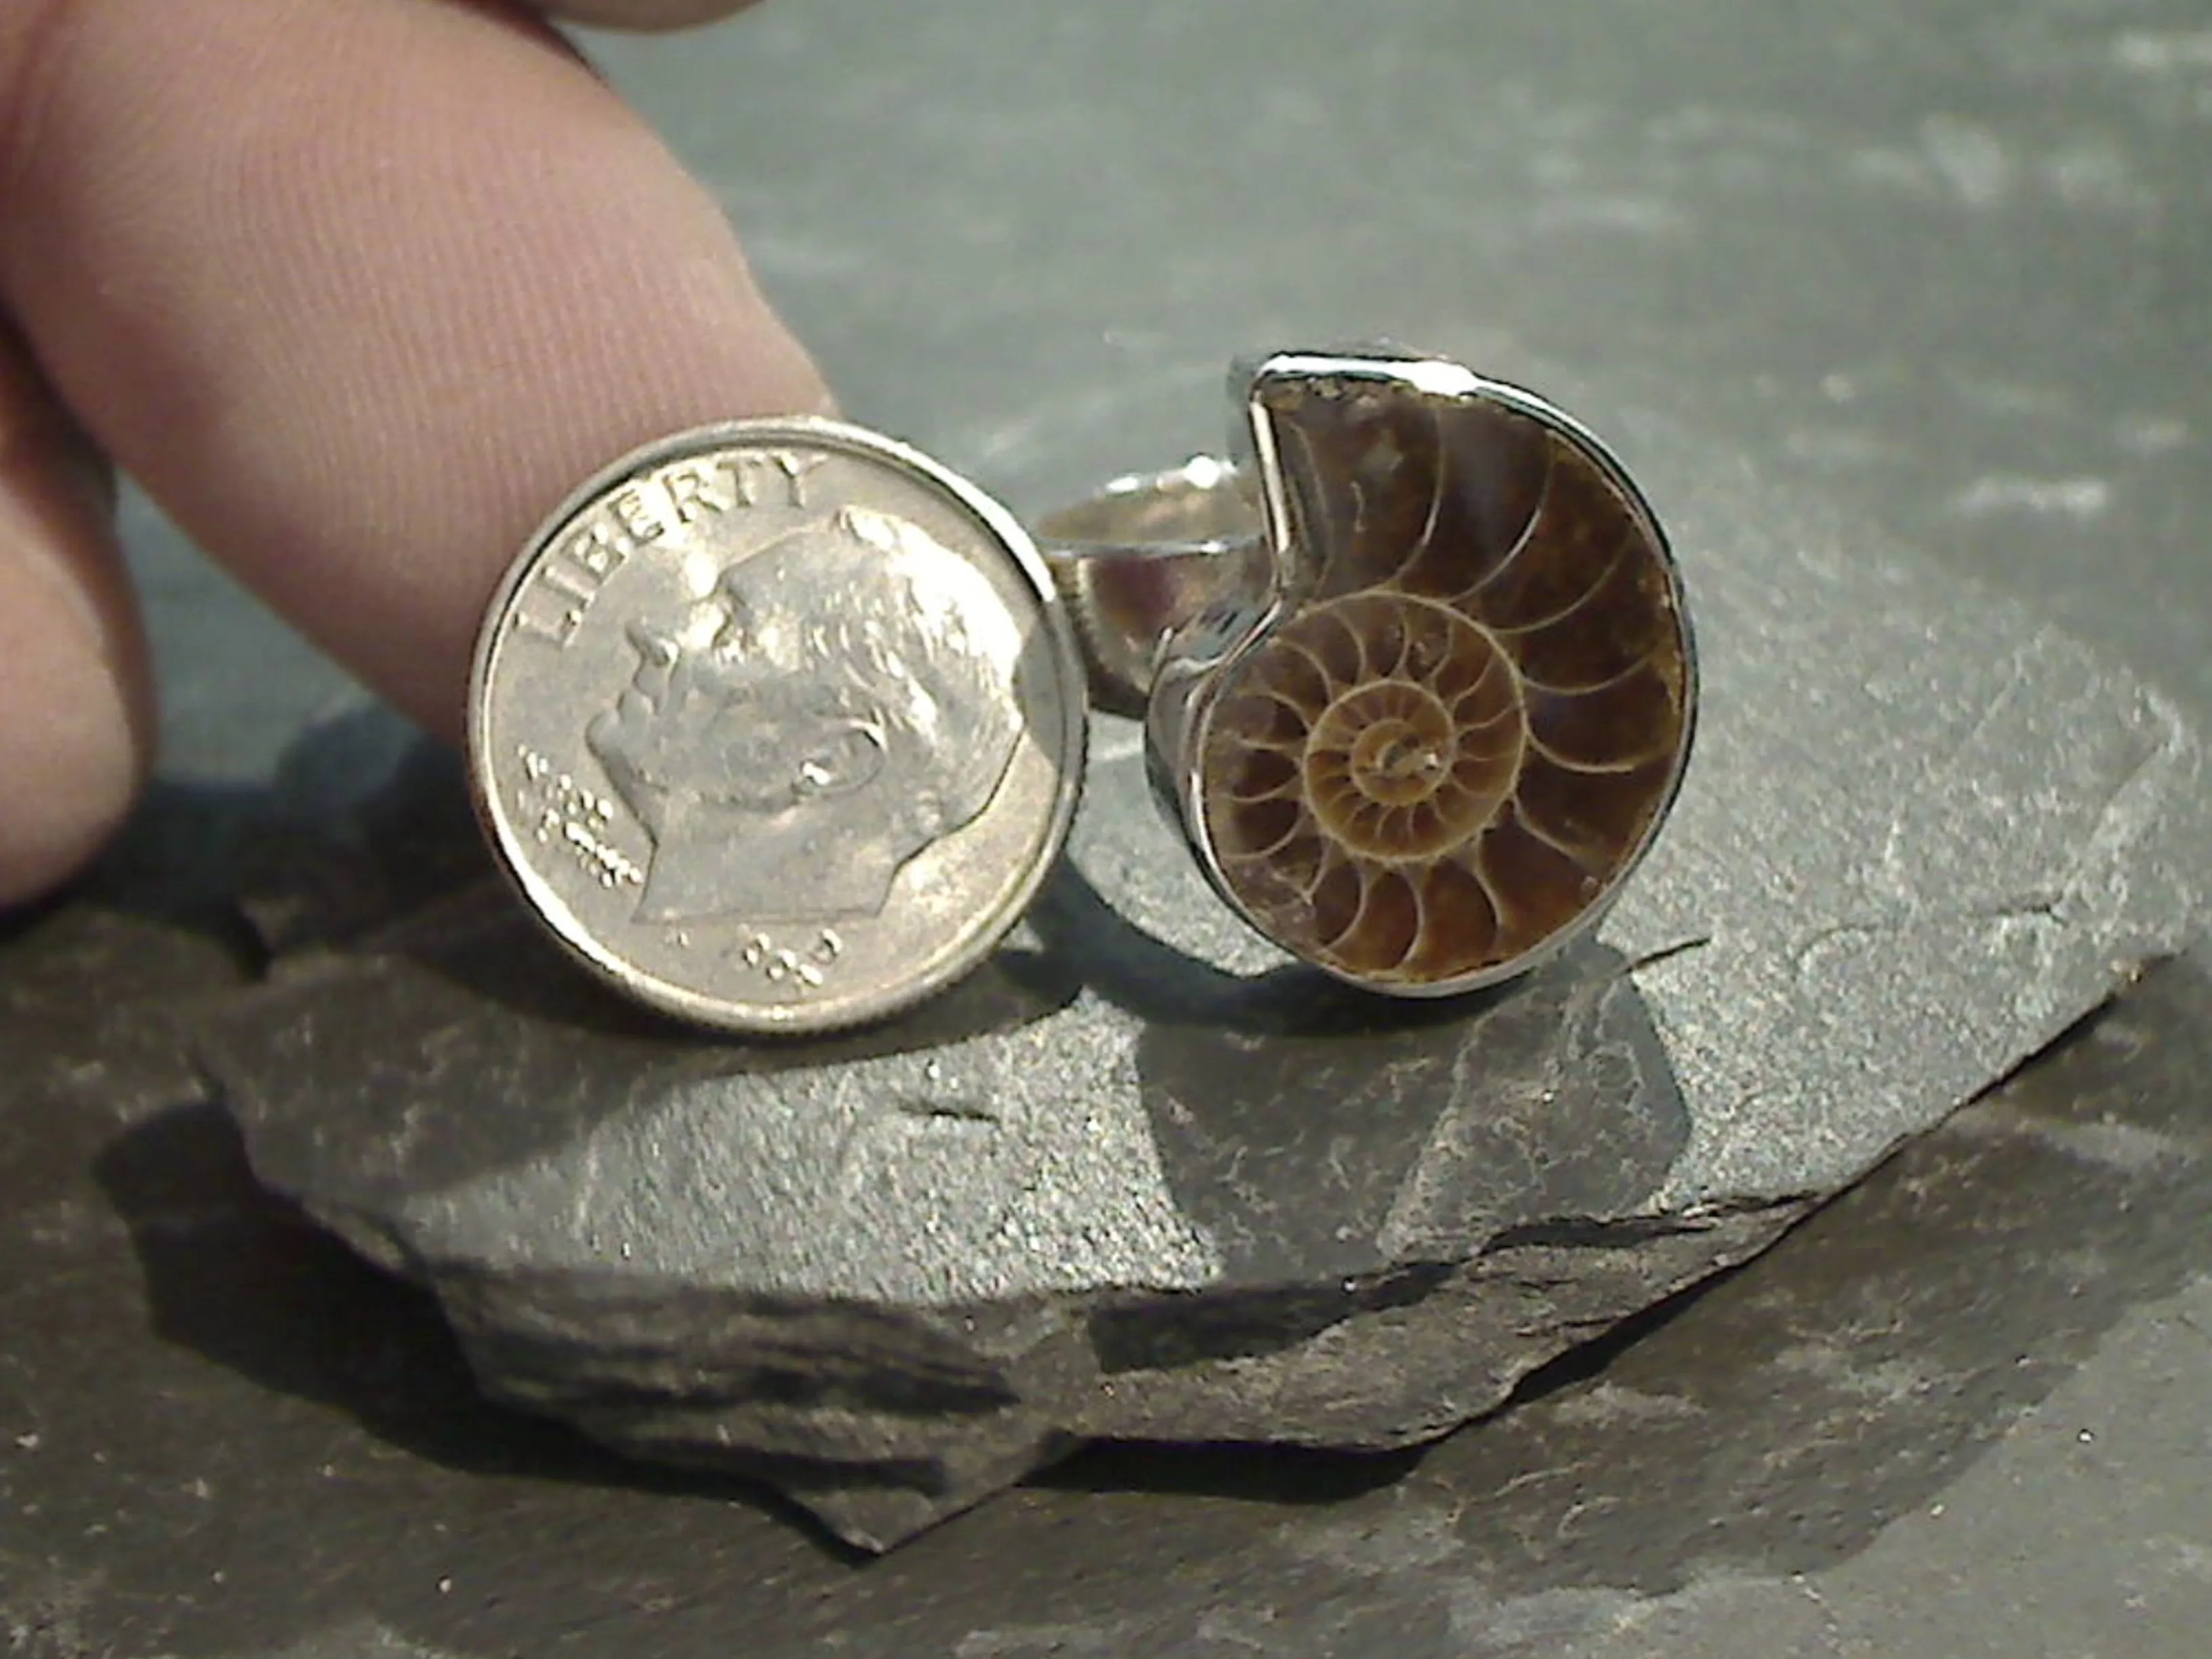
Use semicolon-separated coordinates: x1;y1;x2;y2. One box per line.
1199;374;1692;991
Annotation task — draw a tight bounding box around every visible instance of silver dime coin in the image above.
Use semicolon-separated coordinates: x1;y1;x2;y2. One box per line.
467;418;1087;1035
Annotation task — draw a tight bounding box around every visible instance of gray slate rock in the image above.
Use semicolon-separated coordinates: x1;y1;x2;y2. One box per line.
202;461;2211;1549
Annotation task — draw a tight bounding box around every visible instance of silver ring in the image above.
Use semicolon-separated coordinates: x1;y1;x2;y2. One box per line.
1040;346;1698;999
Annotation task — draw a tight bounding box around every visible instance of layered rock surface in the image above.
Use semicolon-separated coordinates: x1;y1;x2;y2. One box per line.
203;478;2209;1547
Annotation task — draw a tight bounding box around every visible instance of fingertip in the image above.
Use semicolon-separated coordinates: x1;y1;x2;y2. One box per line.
3;0;832;747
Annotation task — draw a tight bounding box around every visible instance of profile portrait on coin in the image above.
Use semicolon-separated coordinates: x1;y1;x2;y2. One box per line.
585;506;1026;926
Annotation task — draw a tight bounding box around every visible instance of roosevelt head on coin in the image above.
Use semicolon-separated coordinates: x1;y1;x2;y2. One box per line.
584;504;1024;926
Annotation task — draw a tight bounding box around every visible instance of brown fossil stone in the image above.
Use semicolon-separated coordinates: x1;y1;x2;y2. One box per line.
1200;375;1694;991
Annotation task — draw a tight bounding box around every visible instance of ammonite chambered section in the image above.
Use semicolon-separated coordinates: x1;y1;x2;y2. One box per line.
1198;363;1692;993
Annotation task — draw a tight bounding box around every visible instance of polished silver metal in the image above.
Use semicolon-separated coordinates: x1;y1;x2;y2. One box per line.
1036;456;1271;718
469;417;1088;1035
1042;348;1700;999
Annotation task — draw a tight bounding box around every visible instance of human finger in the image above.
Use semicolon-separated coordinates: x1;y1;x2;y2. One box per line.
0;324;152;905
0;0;828;745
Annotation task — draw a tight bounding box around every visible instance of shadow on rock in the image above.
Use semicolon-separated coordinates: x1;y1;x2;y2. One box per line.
18;916;2211;1659
1025;857;1516;1037
867;960;2212;1648
87;1100;845;1545
1402;958;2212;1598
1132;940;1690;1284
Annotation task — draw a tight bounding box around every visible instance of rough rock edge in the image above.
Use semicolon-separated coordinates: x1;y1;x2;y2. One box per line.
270;1180;1806;1549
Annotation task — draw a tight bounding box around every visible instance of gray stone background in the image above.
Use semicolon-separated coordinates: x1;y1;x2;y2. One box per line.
7;0;2212;1654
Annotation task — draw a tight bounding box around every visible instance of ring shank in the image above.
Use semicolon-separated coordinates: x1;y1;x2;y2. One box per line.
1036;457;1268;716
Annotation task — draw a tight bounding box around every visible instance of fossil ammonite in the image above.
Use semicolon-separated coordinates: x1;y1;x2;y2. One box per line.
1184;353;1694;994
